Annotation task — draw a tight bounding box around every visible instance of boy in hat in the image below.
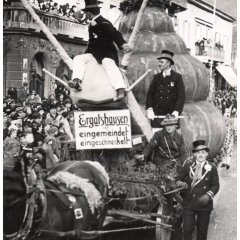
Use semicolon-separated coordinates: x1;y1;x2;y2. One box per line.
68;0;132;101
146;50;186;133
140;114;189;167
176;140;220;240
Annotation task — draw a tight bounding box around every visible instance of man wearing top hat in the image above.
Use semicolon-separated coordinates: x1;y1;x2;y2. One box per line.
146;50;186;133
176;140;219;240
141;114;189;167
68;0;132;101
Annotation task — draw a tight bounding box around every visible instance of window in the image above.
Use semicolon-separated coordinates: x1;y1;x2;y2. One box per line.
195;18;213;40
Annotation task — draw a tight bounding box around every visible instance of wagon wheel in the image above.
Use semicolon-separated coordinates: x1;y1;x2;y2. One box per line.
155;195;173;240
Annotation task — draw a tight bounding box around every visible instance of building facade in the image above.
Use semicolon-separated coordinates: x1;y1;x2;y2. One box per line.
3;0;236;99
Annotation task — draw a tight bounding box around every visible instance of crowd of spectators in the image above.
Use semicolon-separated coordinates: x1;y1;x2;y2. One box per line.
4;0;89;24
211;87;237;168
214;87;237;118
3;82;79;170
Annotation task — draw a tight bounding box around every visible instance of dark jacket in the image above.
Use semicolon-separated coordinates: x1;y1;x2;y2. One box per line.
146;70;186;128
143;129;189;166
177;160;219;211
17;87;28;103
33;131;44;147
85;15;126;65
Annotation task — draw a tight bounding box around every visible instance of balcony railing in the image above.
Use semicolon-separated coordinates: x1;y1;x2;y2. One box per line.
195;45;225;60
3;6;88;40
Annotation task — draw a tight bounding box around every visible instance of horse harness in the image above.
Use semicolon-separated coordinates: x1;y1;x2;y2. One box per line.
4;161;96;240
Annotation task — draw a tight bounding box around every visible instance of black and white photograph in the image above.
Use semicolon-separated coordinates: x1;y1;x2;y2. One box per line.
2;0;237;239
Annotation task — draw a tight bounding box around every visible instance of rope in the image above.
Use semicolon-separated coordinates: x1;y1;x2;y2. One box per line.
153;139;178;165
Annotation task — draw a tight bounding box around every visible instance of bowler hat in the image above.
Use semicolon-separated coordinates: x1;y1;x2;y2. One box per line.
23;82;29;86
32;112;42;120
49;104;57;109
11;112;21;120
63;99;71;105
82;0;101;11
192;140;209;153
49;126;58;135
61;111;69;118
157;50;174;65
161;114;178;126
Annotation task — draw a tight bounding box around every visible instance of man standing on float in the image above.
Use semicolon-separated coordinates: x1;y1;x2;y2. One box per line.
68;0;132;101
146;50;186;133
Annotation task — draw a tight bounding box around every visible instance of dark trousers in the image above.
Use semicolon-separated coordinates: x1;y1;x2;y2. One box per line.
183;208;211;240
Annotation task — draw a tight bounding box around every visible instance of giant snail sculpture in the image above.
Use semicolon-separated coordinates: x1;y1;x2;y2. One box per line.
19;0;226;157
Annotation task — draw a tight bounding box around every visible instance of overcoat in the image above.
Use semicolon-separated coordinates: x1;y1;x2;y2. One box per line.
3;136;21;168
17;87;28;103
177;160;219;211
146;70;186;128
85;15;126;65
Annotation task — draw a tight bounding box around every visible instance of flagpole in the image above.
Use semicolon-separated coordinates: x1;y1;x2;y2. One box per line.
209;0;217;77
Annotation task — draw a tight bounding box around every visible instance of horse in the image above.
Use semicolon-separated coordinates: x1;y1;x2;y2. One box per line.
3;152;109;240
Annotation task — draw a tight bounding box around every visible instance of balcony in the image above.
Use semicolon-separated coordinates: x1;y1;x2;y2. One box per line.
3;5;88;41
195;45;225;61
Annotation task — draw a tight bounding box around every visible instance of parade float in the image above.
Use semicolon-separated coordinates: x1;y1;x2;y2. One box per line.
4;0;226;239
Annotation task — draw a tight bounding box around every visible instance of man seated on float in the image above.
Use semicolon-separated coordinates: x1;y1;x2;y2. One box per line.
68;0;132;101
140;114;189;167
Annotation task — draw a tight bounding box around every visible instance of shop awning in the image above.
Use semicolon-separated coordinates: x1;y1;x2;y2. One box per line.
216;65;237;87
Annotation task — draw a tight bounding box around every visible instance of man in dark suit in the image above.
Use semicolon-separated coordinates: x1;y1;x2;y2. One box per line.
176;140;220;240
18;82;29;104
68;0;132;101
146;50;186;133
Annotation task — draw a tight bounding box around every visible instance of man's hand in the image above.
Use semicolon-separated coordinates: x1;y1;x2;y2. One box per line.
176;181;188;189
147;108;155;120
198;194;211;205
122;43;132;54
172;111;179;118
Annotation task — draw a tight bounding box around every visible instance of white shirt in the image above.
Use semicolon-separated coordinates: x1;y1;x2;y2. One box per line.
162;68;172;78
196;160;206;169
90;14;101;23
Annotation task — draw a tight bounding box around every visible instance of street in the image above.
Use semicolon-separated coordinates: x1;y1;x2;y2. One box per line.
207;145;237;240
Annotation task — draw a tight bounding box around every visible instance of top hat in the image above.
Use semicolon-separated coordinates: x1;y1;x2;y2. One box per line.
161;114;178;126
192;140;209;153
82;0;101;12
157;50;174;65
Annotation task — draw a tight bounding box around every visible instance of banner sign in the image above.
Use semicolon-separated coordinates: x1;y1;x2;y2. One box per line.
75;110;132;149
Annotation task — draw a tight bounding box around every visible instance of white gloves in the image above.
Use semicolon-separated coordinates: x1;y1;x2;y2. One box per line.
147;108;155;120
172;111;179;118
